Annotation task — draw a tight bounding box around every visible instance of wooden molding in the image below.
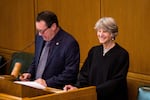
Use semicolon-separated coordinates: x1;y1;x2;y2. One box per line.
127;72;150;83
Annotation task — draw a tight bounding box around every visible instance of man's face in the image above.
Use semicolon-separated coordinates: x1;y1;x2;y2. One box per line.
36;20;52;41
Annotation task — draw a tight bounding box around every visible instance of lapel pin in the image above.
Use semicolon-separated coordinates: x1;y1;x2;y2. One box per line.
56;42;59;45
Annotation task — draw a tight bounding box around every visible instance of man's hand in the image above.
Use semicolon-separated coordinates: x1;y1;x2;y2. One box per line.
19;73;31;81
35;78;47;87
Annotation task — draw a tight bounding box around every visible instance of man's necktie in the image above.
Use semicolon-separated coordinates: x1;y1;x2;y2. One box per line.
36;42;50;79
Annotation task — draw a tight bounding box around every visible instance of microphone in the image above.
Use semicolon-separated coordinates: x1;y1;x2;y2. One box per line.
0;62;22;81
11;62;22;78
0;40;34;81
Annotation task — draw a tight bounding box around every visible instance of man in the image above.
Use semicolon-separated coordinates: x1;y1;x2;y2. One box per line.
20;11;80;89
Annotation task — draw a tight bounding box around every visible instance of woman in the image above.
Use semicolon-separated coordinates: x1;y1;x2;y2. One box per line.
64;17;129;100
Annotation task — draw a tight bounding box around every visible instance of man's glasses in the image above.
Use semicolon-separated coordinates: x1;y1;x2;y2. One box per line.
38;27;49;35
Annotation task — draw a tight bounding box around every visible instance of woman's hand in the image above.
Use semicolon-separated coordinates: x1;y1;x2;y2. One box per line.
63;84;78;91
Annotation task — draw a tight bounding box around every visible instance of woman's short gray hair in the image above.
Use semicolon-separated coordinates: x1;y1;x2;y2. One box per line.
94;17;118;39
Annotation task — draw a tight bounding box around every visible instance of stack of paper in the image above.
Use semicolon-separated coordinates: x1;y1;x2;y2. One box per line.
14;81;46;90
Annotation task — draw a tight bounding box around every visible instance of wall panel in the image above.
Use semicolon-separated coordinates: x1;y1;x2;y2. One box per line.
0;0;35;56
36;0;100;64
0;0;35;73
101;0;150;75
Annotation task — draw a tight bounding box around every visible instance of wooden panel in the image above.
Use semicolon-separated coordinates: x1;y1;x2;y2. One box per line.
0;0;35;53
25;86;96;100
0;80;96;100
36;0;100;63
0;93;22;100
0;79;50;97
101;0;150;75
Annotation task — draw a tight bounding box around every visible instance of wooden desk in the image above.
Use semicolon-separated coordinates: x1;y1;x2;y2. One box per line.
0;79;97;100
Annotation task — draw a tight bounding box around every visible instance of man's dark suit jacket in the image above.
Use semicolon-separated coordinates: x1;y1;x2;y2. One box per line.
28;28;80;89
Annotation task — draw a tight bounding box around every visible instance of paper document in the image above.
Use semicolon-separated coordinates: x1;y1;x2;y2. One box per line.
14;81;46;90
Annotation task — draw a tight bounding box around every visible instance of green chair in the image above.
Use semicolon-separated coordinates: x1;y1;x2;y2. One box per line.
8;52;34;75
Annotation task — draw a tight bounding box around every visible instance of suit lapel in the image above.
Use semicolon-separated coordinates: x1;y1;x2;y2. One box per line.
45;29;63;68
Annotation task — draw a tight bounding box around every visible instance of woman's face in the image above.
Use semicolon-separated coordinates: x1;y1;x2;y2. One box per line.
97;29;112;44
